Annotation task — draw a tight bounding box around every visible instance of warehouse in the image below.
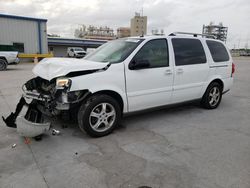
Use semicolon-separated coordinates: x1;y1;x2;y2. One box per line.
0;14;48;54
48;37;106;57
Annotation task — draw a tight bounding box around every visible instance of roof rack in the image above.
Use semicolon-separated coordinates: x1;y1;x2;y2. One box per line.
169;32;215;39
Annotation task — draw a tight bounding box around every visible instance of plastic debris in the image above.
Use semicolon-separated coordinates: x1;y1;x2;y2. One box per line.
24;137;31;144
52;129;60;136
12;143;17;148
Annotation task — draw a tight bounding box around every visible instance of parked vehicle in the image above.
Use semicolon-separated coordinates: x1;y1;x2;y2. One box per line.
3;33;234;137
67;47;86;58
0;45;19;70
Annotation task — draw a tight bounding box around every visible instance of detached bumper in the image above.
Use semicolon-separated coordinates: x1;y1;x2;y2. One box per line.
2;97;51;137
16;116;50;137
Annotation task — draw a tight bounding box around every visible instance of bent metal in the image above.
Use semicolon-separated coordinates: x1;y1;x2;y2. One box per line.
2;34;234;137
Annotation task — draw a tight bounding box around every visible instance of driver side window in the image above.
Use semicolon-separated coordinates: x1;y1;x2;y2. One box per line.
134;39;169;68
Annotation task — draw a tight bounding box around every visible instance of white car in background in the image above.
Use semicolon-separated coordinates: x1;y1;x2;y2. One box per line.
3;33;234;137
0;51;19;70
67;47;86;58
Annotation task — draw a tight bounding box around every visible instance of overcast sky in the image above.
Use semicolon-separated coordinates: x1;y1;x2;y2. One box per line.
0;0;249;48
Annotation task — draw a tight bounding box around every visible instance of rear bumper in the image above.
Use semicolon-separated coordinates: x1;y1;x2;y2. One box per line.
222;77;233;93
8;57;20;65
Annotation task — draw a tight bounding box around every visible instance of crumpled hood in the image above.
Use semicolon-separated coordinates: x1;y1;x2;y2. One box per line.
32;58;109;81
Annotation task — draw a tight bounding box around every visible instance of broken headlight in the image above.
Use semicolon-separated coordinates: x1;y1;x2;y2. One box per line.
56;78;72;90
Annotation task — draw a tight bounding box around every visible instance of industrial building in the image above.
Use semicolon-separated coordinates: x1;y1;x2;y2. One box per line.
48;37;106;57
74;25;115;40
0;14;48;54
202;22;228;42
130;13;147;36
117;27;131;38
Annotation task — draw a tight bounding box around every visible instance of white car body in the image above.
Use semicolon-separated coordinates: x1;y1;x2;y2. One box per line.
0;51;19;63
3;35;234;137
67;47;86;58
0;51;19;70
34;35;233;113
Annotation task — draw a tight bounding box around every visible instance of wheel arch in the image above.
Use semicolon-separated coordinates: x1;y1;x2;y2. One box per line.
210;78;224;91
91;90;125;113
0;56;8;62
201;77;224;98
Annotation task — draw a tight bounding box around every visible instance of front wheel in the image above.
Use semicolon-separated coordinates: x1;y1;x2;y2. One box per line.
201;82;222;109
77;94;121;137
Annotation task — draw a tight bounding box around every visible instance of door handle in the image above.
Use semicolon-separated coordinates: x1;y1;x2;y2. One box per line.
165;69;173;75
176;68;184;74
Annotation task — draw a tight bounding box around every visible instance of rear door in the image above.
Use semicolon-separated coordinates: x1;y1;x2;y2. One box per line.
171;38;209;103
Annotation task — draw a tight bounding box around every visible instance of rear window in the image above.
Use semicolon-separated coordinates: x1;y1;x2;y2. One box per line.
206;40;229;62
172;38;206;66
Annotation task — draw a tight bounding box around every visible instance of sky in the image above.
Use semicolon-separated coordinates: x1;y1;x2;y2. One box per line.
0;0;250;49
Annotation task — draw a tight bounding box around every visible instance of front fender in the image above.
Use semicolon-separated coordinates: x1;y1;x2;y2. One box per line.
69;64;128;112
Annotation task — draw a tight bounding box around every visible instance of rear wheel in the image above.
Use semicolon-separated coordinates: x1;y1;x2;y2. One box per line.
201;82;222;109
0;59;7;71
77;94;121;137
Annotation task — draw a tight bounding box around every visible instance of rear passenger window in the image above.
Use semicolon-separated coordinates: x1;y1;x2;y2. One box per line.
206;40;229;62
172;38;206;66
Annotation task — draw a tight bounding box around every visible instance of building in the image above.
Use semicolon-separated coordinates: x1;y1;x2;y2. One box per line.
48;37;107;57
117;27;131;38
202;22;228;42
130;13;147;36
75;25;116;40
0;13;48;54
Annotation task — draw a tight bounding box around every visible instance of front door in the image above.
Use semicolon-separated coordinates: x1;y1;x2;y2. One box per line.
125;39;174;112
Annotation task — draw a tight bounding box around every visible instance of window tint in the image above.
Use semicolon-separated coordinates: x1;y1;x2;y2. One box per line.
133;39;169;68
172;38;206;66
206;40;229;62
13;43;24;53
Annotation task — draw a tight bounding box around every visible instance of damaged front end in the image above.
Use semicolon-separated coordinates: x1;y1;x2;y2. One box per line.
2;76;89;137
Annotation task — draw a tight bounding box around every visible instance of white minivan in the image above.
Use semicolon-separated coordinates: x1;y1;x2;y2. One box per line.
3;33;234;137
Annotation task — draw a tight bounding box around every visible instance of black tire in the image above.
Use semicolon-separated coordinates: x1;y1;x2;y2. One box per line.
0;59;7;71
201;82;222;109
77;94;121;137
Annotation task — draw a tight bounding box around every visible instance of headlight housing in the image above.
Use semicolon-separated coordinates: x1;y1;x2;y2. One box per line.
56;78;72;89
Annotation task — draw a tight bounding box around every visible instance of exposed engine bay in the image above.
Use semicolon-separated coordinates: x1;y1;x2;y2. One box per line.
2;76;90;137
2;58;111;137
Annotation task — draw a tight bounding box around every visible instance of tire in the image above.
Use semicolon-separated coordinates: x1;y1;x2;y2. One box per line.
77;94;121;137
0;59;7;71
201;82;222;109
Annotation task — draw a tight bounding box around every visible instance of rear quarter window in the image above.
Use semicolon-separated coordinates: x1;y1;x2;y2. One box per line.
172;38;206;66
206;40;229;62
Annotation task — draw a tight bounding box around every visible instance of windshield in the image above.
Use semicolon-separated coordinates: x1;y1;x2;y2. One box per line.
84;38;144;63
74;48;84;51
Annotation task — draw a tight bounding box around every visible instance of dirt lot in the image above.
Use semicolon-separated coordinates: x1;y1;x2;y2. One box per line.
0;57;250;188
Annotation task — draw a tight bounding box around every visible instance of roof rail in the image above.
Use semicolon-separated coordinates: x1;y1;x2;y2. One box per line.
169;32;215;39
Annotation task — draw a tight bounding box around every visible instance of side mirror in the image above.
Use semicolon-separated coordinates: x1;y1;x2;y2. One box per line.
129;59;150;70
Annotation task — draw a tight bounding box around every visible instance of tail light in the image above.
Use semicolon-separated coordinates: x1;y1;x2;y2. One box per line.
231;63;235;76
